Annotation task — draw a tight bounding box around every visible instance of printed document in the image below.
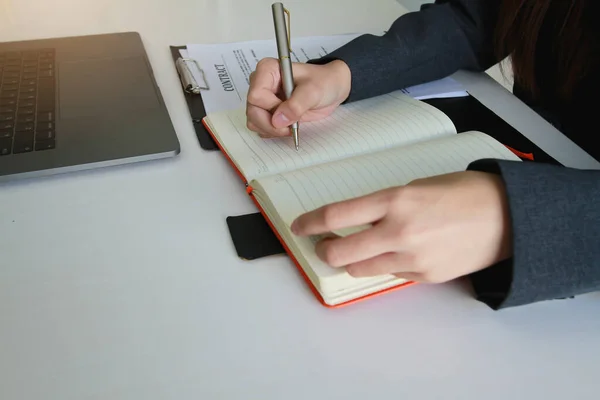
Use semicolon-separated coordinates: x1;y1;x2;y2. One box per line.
181;33;467;114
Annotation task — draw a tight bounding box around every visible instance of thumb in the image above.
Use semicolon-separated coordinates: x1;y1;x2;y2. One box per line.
271;83;321;128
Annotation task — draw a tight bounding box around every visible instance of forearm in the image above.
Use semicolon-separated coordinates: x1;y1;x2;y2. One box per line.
311;0;502;102
467;159;600;309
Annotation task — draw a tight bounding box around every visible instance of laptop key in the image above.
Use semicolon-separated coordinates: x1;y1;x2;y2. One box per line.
19;93;35;101
17;107;34;117
1;78;19;86
0;138;12;155
37;111;54;123
0;121;14;130
19;87;36;94
0;98;17;107
37;122;54;131
4;71;21;78
18;100;35;109
0;113;15;122
4;65;21;72
15;130;33;141
39;62;54;71
20;79;36;87
17;115;35;124
37;99;55;113
36;129;55;141
38;70;54;78
0;92;17;100
0;106;16;114
22;51;38;60
13;139;33;154
0;130;13;139
15;122;34;132
35;139;55;151
38;79;54;91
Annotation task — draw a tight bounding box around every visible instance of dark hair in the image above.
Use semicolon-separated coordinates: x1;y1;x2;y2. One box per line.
494;0;593;99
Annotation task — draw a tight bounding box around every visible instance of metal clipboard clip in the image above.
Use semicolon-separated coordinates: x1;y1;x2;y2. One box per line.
175;57;209;94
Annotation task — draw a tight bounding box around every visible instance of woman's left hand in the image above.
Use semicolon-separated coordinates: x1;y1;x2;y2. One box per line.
290;171;513;282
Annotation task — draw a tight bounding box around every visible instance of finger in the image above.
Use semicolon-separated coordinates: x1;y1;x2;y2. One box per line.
315;224;394;268
246;120;259;133
393;272;425;282
251;58;280;92
246;104;290;137
247;58;284;110
291;189;393;236
247;87;282;112
345;252;416;277
272;83;322;128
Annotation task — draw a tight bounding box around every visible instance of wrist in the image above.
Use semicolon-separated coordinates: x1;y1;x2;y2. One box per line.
487;173;513;263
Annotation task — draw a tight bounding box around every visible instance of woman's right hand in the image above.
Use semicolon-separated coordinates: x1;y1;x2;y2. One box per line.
246;58;351;138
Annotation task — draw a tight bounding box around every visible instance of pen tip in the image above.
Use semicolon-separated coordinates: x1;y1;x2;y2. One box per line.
291;126;299;151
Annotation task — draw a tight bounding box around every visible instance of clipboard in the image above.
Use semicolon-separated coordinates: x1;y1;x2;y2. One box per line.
169;45;220;151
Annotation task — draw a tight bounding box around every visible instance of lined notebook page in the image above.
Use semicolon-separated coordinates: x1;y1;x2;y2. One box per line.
253;131;521;282
205;91;456;181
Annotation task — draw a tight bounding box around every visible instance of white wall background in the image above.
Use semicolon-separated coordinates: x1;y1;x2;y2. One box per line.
399;0;431;11
396;0;513;91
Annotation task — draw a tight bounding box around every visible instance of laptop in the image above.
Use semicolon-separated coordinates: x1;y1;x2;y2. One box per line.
0;32;180;182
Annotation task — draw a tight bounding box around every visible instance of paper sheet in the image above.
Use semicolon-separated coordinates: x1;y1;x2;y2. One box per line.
399;77;468;100
181;33;467;114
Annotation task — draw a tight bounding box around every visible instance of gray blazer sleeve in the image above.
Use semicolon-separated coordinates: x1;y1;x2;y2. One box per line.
309;0;600;309
467;160;600;309
311;0;503;102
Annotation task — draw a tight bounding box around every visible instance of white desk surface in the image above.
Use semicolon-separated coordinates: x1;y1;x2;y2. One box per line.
1;1;599;399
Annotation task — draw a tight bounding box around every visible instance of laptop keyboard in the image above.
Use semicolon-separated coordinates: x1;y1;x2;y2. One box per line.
0;49;56;156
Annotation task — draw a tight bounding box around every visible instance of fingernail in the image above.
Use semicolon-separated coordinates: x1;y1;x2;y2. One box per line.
290;219;299;234
273;112;290;127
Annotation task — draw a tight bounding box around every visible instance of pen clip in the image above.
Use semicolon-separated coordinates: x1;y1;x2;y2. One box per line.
284;7;291;51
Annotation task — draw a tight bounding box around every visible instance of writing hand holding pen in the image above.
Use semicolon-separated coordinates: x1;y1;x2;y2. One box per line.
245;57;351;139
272;2;300;149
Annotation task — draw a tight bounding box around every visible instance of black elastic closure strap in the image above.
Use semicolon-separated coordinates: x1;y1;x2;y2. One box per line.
226;213;285;260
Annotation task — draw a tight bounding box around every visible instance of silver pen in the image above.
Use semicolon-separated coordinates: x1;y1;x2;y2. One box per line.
272;2;299;150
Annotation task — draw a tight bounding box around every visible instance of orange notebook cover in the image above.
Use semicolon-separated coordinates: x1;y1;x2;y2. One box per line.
201;118;417;308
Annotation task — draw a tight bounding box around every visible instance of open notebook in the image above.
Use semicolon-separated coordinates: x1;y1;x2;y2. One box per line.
203;91;521;307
